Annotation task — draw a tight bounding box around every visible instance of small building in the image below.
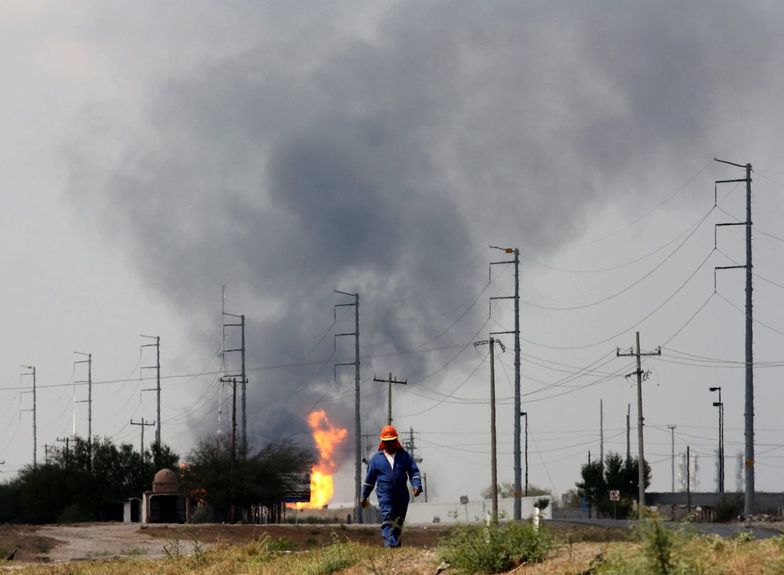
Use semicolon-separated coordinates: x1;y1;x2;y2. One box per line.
123;497;142;523
142;468;189;524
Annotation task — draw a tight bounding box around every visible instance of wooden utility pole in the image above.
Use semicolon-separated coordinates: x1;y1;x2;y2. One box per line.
130;417;155;459
617;332;661;518
374;373;407;425
475;336;505;525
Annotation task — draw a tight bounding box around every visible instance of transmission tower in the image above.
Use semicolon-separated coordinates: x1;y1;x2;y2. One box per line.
140;335;161;448
20;365;37;467
489;245;522;520
222;311;247;456
74;351;93;462
334;290;361;524
713;157;754;514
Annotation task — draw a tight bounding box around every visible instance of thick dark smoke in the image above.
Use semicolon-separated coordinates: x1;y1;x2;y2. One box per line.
65;0;784;457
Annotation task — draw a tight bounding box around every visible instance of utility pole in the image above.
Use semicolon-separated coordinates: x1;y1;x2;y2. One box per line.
335;290;361;524
489;245;522;520
600;399;604;471
474;336;505;525
140;335;161;449
710;387;724;493
219;375;239;462
525;415;529;497
74;352;93;464
223;311;247;457
626;404;631;462
617;332;661;517
56;437;71;467
20;365;37;468
374;373;407;425
130;418;155;460
714;157;754;514
667;425;676;492
686;445;692;513
403;427;423;463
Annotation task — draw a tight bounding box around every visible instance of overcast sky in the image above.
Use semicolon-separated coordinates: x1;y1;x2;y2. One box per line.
2;1;784;504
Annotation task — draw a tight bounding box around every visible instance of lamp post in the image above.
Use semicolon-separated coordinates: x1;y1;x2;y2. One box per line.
709;386;724;493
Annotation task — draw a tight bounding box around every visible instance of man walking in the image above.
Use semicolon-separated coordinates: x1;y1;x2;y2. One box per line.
361;425;423;547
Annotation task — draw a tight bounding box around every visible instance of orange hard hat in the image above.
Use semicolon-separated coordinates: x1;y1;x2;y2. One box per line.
380;425;398;441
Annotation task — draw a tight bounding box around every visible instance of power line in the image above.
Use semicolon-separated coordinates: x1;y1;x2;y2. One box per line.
518;208;714;312
522;248;716;351
525;160;712;254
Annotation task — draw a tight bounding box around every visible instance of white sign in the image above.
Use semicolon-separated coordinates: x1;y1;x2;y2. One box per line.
609;490;620;501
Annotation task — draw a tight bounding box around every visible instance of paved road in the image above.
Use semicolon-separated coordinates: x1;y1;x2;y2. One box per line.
549;517;783;540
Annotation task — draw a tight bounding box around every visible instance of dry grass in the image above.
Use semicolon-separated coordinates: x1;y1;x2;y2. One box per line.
2;526;784;574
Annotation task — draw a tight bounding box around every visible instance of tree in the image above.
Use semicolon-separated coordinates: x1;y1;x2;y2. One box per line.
0;437;180;523
576;452;651;518
182;435;314;522
481;481;552;499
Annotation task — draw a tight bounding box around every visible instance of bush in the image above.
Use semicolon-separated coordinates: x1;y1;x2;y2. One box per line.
713;493;743;523
439;522;553;574
57;504;94;524
304;538;359;575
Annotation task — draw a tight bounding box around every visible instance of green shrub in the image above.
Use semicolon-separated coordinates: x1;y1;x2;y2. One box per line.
713;494;743;523
438;522;553;574
304;539;359;575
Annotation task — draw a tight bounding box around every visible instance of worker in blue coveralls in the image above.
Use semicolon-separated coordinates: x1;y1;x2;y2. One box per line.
361;425;423;547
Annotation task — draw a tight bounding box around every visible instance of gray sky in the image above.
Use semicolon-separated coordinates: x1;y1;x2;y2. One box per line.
2;1;784;503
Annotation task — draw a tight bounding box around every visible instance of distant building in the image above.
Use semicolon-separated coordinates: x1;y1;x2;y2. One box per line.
142;468;189;523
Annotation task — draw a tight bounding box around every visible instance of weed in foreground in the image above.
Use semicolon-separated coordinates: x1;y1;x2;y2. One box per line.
302;534;361;575
438;521;553;574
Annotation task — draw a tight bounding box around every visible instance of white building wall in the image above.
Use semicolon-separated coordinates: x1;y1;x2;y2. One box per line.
405;497;552;525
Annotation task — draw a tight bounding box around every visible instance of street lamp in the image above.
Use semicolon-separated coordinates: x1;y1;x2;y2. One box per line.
709;387;724;493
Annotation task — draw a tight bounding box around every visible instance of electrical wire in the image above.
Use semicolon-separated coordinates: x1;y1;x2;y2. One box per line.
527;159;712;254
716;291;784;337
522;248;716;350
518;207;714;311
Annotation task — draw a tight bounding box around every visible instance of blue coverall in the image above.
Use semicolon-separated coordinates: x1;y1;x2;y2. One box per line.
361;449;422;547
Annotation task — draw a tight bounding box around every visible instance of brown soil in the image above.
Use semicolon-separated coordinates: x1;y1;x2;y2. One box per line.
142;523;451;549
0;524;60;562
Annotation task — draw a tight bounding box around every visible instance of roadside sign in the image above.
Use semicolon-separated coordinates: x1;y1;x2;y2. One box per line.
609;490;620;501
459;495;469;505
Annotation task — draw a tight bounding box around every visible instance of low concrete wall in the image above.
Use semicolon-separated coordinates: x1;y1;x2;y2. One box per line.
406;497;553;525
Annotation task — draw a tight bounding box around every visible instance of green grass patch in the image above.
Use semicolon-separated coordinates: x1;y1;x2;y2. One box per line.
438;521;553;574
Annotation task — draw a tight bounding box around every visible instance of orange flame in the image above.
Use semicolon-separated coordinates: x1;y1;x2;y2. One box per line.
296;409;348;509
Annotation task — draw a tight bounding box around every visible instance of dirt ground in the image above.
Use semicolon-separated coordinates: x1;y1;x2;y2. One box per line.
0;522;451;563
142;523;449;549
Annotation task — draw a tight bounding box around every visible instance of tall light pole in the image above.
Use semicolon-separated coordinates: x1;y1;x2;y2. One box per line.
710;386;724;493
